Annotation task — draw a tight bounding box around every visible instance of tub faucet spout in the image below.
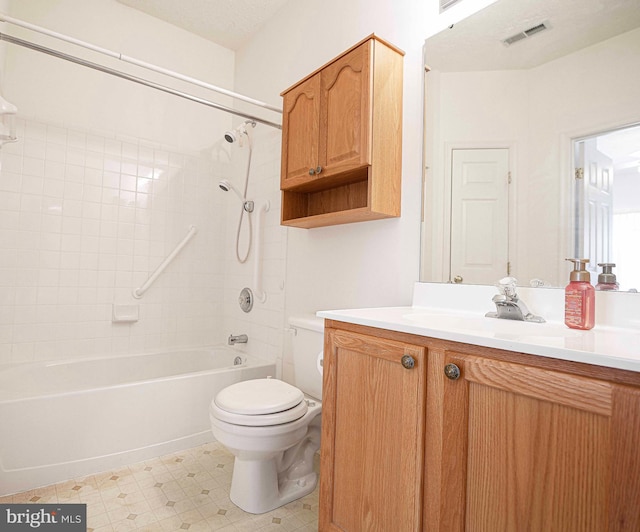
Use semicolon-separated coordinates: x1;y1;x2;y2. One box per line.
485;277;545;323
228;334;248;345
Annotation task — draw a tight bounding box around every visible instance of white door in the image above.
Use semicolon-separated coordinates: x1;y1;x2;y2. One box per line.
450;148;510;284
575;139;614;278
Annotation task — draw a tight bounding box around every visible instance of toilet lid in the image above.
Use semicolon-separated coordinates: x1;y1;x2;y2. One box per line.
215;378;304;415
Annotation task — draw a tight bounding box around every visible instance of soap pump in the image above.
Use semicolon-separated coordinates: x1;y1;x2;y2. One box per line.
564;258;595;330
596;262;619;291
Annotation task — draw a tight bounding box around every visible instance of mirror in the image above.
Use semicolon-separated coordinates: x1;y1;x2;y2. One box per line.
421;0;640;290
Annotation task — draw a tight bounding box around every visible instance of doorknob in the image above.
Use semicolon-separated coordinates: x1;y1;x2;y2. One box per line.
453;275;463;284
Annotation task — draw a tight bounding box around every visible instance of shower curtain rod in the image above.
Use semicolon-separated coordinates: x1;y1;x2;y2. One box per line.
0;13;282;115
0;32;282;130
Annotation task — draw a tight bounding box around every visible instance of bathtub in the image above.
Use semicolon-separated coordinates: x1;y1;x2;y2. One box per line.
0;347;275;496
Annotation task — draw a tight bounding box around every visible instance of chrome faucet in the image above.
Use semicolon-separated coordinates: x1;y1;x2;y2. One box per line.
228;334;248;345
485;277;545;323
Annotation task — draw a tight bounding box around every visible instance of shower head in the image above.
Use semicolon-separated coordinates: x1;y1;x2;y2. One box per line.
223;120;257;144
219;179;243;199
219;180;254;213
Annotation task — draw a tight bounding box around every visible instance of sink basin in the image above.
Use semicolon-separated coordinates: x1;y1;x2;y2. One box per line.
402;312;580;338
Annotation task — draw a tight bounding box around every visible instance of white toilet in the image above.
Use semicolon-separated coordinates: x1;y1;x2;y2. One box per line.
209;316;323;514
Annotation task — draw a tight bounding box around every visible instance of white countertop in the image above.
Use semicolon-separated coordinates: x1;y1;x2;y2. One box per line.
317;283;640;373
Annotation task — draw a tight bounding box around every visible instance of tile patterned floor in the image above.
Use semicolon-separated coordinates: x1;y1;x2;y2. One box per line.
0;442;319;531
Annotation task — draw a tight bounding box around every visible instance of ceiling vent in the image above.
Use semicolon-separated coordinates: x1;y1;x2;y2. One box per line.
440;0;463;13
503;21;550;46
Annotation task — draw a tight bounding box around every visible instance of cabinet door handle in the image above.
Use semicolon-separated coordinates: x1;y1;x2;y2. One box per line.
316;166;323;175
309;168;316;176
444;363;461;380
401;355;415;369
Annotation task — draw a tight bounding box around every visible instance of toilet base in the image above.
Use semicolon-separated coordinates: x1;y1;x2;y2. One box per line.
230;456;318;514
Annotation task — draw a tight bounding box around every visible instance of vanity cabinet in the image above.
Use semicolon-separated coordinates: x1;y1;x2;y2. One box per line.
319;321;640;532
319;328;426;531
280;35;403;228
426;348;640;531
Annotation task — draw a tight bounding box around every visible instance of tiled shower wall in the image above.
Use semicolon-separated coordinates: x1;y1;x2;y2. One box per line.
0;116;228;366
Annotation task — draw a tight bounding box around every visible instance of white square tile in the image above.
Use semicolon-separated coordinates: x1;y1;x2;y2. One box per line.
20;194;42;213
44;160;66;180
21;175;44;195
64;181;83;200
86;135;104;153
45;144;67;163
66;130;86;149
0;190;21;211
0;171;22;193
46;125;67;145
23;138;46;159
85;151;103;170
84;167;102;187
66;149;86;167
0;210;19;230
43;178;65;198
22;156;45;178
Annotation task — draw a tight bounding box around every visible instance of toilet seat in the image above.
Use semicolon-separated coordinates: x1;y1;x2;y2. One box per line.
212;378;308;427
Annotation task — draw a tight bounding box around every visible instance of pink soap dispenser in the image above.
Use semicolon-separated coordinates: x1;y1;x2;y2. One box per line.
564;258;595;330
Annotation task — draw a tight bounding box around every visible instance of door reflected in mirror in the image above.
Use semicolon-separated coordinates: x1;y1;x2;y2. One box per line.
421;0;640;291
573;124;640;291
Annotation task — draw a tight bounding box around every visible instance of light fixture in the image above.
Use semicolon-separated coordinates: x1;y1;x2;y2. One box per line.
0;94;18;146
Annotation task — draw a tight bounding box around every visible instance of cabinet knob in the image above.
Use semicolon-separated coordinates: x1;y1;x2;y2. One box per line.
316;166;323;174
444;363;461;380
309;168;316;176
401;355;415;369
453;275;463;284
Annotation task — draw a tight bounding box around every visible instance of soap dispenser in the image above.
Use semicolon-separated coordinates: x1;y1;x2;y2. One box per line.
565;258;595;330
596;263;619;291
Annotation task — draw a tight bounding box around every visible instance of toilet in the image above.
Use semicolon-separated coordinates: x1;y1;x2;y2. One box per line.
209;316;323;514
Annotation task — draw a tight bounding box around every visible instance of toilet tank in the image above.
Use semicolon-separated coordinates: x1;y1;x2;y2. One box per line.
288;316;324;400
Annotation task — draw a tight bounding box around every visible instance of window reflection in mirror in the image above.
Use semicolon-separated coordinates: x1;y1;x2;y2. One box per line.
421;0;640;290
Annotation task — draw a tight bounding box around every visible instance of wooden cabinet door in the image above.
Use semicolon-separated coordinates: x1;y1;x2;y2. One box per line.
320;329;426;532
425;349;640;531
319;39;372;178
280;74;321;188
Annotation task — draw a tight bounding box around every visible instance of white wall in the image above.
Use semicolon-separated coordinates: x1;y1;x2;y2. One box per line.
425;27;640;287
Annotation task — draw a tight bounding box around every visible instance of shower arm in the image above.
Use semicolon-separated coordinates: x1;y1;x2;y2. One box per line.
0;13;282;115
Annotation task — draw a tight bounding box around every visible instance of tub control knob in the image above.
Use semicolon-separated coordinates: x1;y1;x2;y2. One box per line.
238;287;253;313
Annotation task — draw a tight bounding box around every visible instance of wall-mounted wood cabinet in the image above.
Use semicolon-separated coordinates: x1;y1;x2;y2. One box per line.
280;35;404;228
319;321;640;531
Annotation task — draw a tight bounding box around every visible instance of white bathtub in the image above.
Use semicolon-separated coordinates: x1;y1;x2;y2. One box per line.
0;347;276;496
